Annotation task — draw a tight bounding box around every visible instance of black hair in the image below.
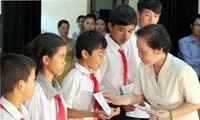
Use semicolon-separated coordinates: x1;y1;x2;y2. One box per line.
24;33;66;74
84;13;96;22
190;14;200;26
109;4;137;26
135;24;171;54
58;19;70;28
76;15;85;23
76;30;107;59
96;16;109;32
1;53;36;93
137;0;162;14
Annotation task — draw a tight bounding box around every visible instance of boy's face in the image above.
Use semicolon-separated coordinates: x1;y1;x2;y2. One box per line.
23;68;36;100
45;45;67;76
85;47;106;71
137;8;161;27
108;23;135;45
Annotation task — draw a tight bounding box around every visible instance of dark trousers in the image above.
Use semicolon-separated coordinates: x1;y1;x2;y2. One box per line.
109;104;149;120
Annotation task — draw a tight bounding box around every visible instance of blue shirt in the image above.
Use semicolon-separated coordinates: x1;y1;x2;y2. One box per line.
178;34;200;76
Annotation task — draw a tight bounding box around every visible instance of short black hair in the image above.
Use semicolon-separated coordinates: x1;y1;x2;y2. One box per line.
190;14;200;25
1;53;36;94
76;30;107;59
135;24;171;53
109;5;137;26
137;0;162;14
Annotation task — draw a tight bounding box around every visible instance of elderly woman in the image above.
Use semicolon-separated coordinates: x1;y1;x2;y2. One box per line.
103;24;200;120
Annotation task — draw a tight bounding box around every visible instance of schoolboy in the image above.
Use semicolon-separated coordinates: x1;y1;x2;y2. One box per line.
61;30;120;120
0;53;36;120
97;4;138;120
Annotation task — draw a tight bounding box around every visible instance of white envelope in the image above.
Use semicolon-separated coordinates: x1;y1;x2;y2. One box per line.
134;105;163;116
121;83;150;118
93;92;112;116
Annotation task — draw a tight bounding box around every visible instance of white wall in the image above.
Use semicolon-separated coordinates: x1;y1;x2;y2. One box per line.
41;0;88;38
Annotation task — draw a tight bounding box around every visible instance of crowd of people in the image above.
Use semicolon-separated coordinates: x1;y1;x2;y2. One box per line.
1;0;200;120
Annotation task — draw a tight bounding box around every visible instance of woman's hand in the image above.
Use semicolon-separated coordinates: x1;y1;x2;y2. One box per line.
102;91;121;105
150;110;171;120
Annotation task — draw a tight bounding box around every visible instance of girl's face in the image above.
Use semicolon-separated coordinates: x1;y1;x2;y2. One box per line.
45;46;67;76
109;23;135;45
84;18;96;31
96;19;107;33
137;36;158;65
22;68;36;100
78;17;85;30
85;47;106;71
58;23;69;37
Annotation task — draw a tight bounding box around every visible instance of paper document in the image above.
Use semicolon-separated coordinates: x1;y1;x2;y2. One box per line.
134;105;163;115
93;92;112;116
121;83;150;118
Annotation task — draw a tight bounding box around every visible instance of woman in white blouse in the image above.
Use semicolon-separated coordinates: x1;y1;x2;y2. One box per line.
103;24;200;120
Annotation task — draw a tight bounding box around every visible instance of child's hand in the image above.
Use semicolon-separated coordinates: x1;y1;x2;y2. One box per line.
123;105;135;112
93;107;120;120
109;107;120;118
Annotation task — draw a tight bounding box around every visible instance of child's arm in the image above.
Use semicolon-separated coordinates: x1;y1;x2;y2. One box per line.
68;107;120;119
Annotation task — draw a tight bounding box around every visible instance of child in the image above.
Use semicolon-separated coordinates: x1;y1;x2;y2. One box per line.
1;53;36;120
61;30;120;120
84;13;96;31
24;33;68;120
95;16;108;36
124;0;162;84
97;4;138;120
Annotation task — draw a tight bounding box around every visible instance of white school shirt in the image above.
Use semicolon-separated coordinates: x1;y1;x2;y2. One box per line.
133;53;200;120
98;34;127;95
61;63;95;120
0;96;28;120
24;72;68;120
123;25;141;83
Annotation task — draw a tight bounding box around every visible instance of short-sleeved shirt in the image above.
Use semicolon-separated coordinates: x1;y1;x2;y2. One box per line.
24;72;68;120
133;53;200;120
123;25;141;83
0;96;28;120
98;34;127;95
61;63;95;120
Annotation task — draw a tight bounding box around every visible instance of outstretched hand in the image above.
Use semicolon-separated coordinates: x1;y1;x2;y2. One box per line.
102;91;120;105
149;109;170;120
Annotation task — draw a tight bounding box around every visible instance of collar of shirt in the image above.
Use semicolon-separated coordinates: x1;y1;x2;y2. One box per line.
74;63;92;76
0;96;28;119
105;34;123;53
188;34;196;43
145;53;173;79
36;72;62;100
